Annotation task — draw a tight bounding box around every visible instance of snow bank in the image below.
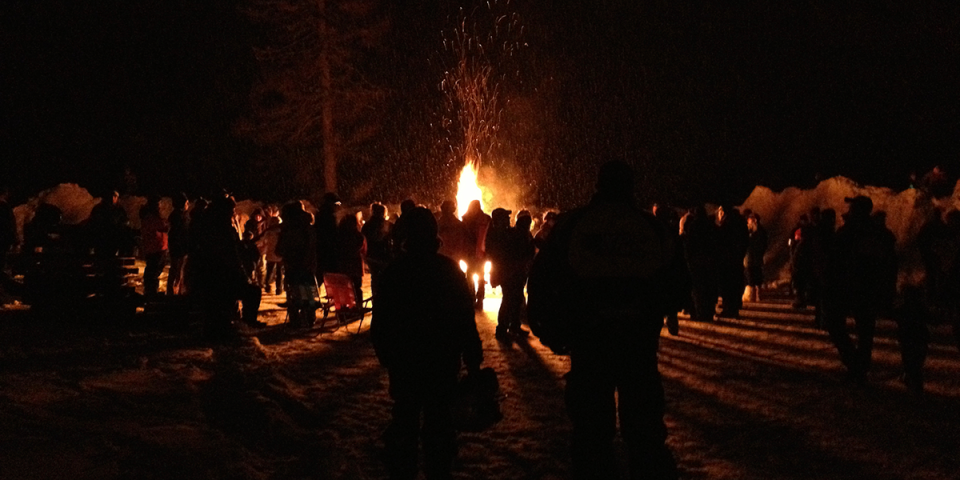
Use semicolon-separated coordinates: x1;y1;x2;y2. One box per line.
740;176;958;286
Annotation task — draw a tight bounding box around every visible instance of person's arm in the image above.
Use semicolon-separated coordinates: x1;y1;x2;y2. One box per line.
453;264;483;372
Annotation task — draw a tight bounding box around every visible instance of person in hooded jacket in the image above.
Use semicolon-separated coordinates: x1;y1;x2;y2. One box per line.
528;160;684;480
276;201;317;327
372;206;484;480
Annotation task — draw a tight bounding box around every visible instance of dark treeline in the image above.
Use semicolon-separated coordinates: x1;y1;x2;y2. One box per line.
3;1;959;207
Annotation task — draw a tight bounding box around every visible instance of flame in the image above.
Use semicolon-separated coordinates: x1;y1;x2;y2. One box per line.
459;260;468;274
456;162;483;219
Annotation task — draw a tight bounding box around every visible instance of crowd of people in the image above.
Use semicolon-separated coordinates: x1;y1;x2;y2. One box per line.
0;163;959;479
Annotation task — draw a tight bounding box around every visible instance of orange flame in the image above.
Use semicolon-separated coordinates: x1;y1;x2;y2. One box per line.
456;162;483;219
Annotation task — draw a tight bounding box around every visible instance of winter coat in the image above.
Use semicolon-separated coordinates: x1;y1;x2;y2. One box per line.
260;220;282;263
277;215;316;285
746;225;768;268
315;210;339;275
437;212;468;261
372;251;483;375
461;210;491;261
830;216;898;310
528;194;688;353
337;220;367;279
361;217;392;272
140;213;169;255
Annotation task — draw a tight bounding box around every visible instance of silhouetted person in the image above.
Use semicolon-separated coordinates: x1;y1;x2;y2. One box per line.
499;213;536;338
680;206;718;322
362;202;392;299
390;199;417;257
485;207;513;337
167;193;190;296
87;189;132;257
372;206;483;480
261;215;283;295
534;211;558;250
790;211;817;308
315;192;340;280
24;203;64;254
337;213;367;305
715;205;749;318
436;200;467;262
821;196;897;383
183;197;209;295
656;204;685;335
528;160;682;480
244;207;267;288
917;209;960;352
139;195;169;299
461;200;491;310
277;201;317;327
744;212;768;303
191;196;264;337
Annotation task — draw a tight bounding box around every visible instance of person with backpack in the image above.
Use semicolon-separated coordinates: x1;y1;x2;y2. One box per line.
528;160;684;480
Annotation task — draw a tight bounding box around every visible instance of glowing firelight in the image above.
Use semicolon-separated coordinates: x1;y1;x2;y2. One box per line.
483;261;492;285
456;162;484;219
459;260;468;274
473;274;480;293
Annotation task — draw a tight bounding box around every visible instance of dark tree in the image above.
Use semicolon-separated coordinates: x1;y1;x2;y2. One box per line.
240;0;389;196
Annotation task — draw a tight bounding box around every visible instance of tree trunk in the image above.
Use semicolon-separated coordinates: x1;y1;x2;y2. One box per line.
319;0;337;194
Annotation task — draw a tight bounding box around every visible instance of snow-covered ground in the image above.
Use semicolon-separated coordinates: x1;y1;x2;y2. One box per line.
1;274;958;479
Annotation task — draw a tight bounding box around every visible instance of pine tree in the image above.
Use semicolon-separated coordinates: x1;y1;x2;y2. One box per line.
239;0;388;196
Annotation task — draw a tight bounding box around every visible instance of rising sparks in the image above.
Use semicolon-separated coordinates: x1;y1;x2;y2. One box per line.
442;1;524;216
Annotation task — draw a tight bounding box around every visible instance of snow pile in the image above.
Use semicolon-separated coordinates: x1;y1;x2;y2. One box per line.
13;184;97;238
740;176;959;286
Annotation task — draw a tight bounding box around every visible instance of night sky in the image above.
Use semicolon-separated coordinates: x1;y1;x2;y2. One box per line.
3;0;959;208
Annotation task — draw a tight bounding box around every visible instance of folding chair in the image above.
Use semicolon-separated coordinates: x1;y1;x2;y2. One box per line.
320;273;372;333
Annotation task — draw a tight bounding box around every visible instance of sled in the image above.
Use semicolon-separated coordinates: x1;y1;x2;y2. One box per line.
319;273;372;333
